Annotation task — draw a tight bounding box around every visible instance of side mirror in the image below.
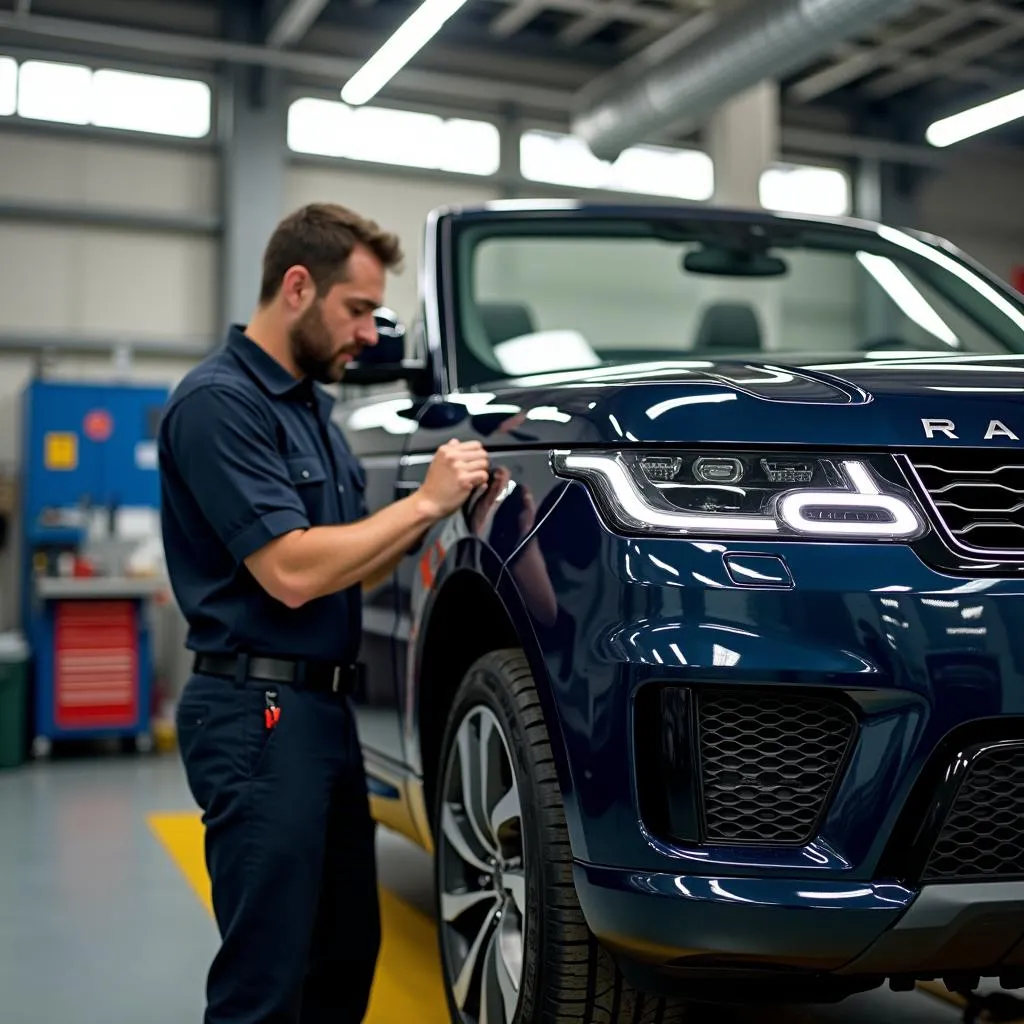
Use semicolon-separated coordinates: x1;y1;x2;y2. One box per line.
343;308;429;388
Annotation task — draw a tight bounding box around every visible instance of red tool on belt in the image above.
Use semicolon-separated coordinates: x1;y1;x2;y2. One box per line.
264;691;280;729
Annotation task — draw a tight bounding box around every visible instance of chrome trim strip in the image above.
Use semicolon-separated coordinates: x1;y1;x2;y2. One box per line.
421;206;450;394
358;455;402;470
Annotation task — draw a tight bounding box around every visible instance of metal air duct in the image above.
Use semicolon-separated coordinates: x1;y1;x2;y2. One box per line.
570;0;919;160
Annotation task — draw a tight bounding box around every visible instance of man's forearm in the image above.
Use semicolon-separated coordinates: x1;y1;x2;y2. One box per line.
361;519;431;592
247;492;439;607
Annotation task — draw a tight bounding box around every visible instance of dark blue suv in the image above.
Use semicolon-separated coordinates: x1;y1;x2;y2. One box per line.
337;201;1024;1022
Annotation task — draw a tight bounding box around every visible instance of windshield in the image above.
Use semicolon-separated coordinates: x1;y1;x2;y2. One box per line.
450;213;1024;386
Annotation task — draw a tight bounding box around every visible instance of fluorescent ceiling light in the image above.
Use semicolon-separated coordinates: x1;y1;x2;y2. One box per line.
926;86;1024;147
340;0;469;105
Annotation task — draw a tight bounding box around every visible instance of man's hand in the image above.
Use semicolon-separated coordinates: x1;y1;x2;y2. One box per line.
243;439;490;608
418;439;490;519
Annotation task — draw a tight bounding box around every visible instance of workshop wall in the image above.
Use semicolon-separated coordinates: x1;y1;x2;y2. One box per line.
0;127;219;460
0;130;217;221
913;144;1024;283
0;127;219;629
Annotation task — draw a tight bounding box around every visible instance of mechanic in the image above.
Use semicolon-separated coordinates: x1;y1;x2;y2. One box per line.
158;202;490;1024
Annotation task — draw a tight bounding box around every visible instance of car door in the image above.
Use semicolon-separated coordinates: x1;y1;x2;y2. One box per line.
332;387;418;774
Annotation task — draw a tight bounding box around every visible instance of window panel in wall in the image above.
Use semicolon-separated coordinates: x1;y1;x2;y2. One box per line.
18;60;92;125
1;55;212;138
519;129;715;201
759;163;851;217
286;97;500;176
90;69;212;138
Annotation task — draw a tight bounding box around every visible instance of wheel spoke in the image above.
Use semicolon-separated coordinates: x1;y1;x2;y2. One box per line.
479;929;496;1024
502;867;526;917
452;901;500;1010
495;919;521;1023
441;804;491;875
459;718;499;859
441;888;499;924
489;783;521;841
479;713;500;845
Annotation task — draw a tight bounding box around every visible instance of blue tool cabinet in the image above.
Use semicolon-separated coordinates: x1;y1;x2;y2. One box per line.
20;378;170;753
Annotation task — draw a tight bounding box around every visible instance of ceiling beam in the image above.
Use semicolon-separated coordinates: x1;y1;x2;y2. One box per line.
921;0;1024;31
787;4;989;103
266;0;330;48
780;126;948;167
556;0;705;49
863;21;1024;98
489;0;678;38
490;0;545;38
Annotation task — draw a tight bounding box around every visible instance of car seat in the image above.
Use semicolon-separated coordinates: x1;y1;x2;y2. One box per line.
478;301;537;345
693;301;763;353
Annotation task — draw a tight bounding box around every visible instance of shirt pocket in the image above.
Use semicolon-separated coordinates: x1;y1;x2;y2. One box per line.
334;457;367;521
285;453;328;521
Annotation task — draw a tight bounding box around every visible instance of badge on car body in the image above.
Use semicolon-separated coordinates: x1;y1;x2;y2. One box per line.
921;418;1020;440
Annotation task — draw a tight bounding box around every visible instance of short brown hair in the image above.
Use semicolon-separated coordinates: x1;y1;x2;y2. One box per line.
258;202;404;304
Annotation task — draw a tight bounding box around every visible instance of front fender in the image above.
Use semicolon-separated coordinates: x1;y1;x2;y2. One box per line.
405;502;583;860
495;561;585;861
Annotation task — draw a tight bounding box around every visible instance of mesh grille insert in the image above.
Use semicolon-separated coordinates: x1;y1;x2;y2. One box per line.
923;743;1024;882
696;691;855;845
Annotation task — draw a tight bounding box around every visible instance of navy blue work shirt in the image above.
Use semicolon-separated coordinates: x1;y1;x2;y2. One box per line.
158;325;367;665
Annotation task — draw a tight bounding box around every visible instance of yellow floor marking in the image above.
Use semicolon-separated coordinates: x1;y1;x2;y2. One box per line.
148;812;213;914
918;979;1024;1022
916;980;966;1009
147;812;449;1023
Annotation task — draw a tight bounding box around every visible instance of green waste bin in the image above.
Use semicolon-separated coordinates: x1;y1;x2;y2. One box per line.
0;632;29;770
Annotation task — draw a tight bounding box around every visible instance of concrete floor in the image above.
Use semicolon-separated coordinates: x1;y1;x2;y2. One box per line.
0;752;968;1024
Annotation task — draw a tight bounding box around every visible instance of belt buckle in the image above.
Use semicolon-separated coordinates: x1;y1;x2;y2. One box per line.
332;665;341;693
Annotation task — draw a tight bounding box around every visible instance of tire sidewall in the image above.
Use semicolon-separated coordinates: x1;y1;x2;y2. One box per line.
434;652;547;1024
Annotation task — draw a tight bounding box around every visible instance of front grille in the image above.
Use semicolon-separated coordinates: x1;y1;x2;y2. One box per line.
922;742;1024;882
696;692;856;845
909;452;1024;552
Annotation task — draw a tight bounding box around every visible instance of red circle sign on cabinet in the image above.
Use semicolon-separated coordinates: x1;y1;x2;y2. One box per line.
83;410;113;442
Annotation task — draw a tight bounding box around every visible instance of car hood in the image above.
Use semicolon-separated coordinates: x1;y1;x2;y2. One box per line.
457;353;1024;450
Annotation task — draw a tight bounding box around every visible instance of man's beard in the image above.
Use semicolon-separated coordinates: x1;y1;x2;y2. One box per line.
289;301;350;384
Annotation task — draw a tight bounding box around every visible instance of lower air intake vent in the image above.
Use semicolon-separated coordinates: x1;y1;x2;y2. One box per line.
922;742;1024;882
696;692;856;845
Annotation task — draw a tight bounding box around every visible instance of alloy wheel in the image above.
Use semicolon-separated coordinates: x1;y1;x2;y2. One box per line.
438;704;526;1024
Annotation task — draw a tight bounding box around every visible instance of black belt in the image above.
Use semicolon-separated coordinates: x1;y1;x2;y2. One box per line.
193;653;363;695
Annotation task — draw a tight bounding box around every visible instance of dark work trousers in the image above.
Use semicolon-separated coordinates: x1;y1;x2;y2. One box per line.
175;671;380;1024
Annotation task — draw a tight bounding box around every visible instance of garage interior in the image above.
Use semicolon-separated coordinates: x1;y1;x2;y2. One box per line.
0;0;1023;1022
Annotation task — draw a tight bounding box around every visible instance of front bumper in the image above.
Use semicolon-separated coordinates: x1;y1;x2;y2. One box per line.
574;869;1024;991
507;480;1024;981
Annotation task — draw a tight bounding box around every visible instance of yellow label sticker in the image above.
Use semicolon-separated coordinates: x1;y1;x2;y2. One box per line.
44;432;78;471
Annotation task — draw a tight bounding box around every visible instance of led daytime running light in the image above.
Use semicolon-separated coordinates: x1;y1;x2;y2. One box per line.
551;450;925;541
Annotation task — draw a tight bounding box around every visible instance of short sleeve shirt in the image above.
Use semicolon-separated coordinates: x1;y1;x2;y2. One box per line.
158;325;368;664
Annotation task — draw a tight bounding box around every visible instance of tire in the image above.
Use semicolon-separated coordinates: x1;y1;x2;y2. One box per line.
434;648;689;1024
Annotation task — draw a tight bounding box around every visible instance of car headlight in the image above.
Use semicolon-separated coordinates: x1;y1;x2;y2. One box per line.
550;449;926;541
